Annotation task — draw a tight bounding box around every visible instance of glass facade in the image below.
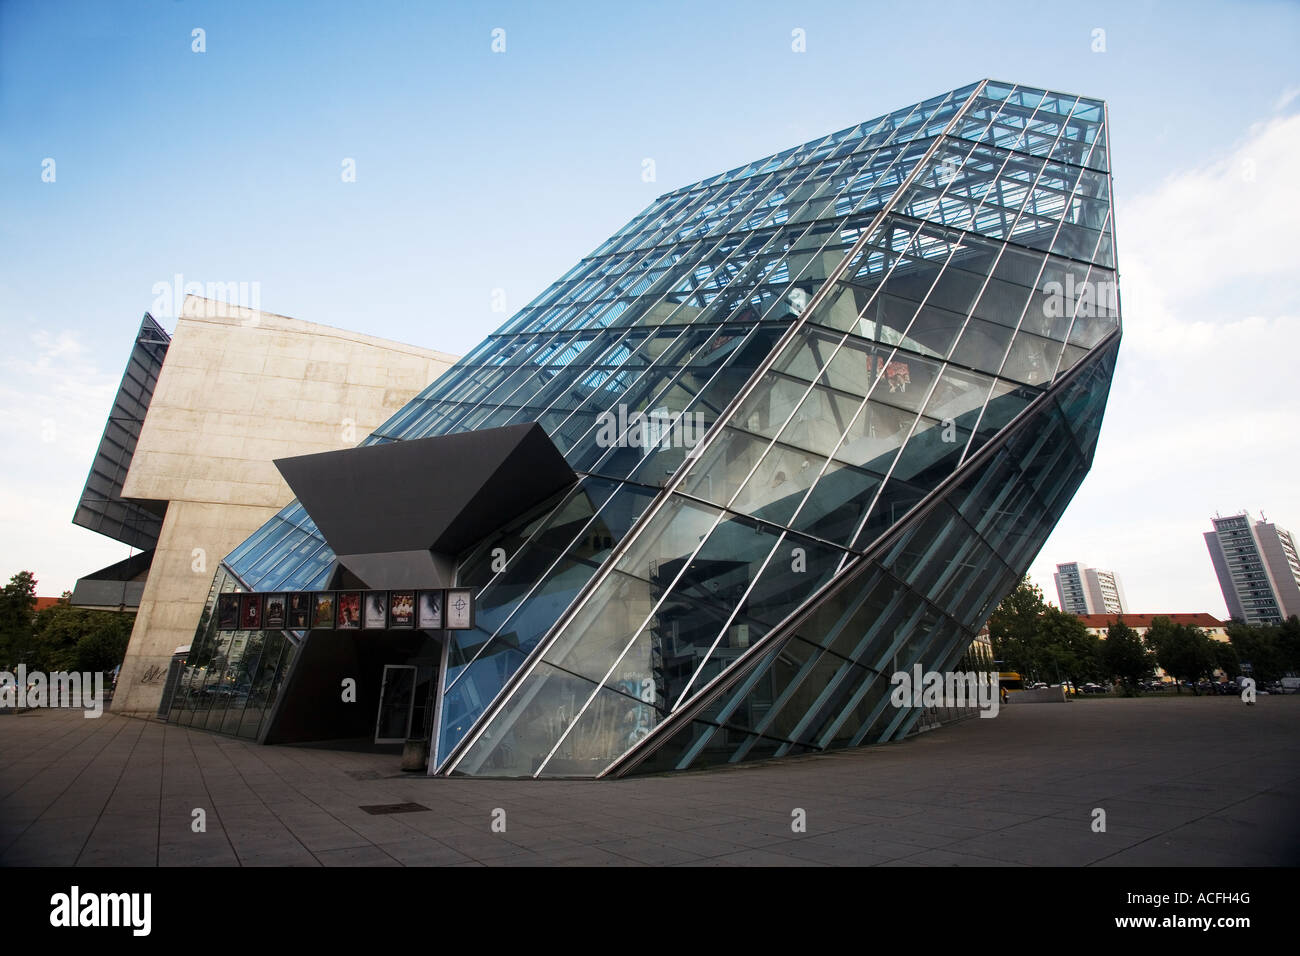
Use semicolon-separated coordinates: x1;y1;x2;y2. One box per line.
174;79;1121;775
72;313;170;551
167;566;298;740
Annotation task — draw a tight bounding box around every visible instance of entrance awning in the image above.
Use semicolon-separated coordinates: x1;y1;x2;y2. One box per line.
273;422;577;588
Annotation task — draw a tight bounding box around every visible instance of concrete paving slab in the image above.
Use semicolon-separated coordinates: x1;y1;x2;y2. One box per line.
1;697;1296;866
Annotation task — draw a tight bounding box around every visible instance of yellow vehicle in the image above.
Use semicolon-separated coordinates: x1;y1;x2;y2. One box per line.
998;671;1024;704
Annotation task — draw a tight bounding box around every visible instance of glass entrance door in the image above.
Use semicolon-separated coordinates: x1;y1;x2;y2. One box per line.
374;664;418;744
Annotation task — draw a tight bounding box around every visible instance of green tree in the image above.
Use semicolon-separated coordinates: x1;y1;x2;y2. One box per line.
1146;616;1217;693
0;571;38;667
988;576;1048;681
1226;622;1283;683
1101;617;1154;694
1278;616;1300;676
1037;606;1103;687
29;602;133;673
1211;638;1241;680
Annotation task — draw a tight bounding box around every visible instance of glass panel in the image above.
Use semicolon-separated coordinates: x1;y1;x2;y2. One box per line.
775;384;863;458
438;646;528;764
851;476;929;552
254;639;295;741
949;317;1014;376
456;483;587;591
1056;343;1089;377
460;489;604;640
890;415;972;490
615;496;719;581
900;302;968;360
437;481;656;762
219;630;265;735
545;571;655;684
1002;329;1064;387
453;663;603;777
732;535;844;631
677;426;770;509
242;632;286;739
820;337;880;397
1030;258;1093;342
769;327;844;381
967;379;1035;456
603;324;784;482
866;351;940;415
834;399;917;474
730;371;810;439
790;460;886;545
654;518;786;702
922;257;995;318
970;246;1044;329
729;441;827;527
627;719;724;775
540;681;661;777
924;365;994;430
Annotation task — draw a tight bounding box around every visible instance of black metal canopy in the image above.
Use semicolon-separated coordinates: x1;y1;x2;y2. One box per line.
274;422;577;586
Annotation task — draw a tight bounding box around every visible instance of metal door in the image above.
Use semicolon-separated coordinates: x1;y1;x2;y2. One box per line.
374;664;417;744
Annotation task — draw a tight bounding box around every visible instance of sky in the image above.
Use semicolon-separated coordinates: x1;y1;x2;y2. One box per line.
1;0;1298;616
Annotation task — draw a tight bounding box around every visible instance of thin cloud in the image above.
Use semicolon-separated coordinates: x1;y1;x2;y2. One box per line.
0;328;125;591
1030;106;1300;617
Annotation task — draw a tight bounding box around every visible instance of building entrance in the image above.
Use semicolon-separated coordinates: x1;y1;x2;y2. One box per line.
375;664;417;744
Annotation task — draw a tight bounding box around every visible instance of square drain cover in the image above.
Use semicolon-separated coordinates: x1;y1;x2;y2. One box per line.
360;802;430;815
345;770;381;780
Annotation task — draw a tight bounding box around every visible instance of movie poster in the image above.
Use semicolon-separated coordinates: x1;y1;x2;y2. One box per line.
288;593;312;628
337;591;361;629
217;594;239;630
240;594;262;629
363;591;387;629
263;594;286;629
389;591;415;628
446;589;474;629
313;593;335;629
417;590;443;629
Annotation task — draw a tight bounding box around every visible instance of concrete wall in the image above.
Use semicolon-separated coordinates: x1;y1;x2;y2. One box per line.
1012;687;1068;703
112;297;457;716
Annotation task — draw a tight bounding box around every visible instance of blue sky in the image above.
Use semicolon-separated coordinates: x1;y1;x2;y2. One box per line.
2;0;1298;613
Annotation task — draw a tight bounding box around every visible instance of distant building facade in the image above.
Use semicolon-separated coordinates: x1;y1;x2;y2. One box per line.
1077;613;1229;643
1204;512;1300;625
1054;561;1126;615
1080;613;1231;684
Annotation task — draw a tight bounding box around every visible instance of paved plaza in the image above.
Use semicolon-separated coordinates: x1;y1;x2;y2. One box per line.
2;696;1296;867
